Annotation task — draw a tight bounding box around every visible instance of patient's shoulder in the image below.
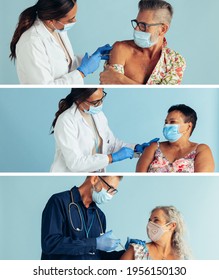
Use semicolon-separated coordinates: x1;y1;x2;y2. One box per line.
143;141;159;154
109;40;134;65
112;40;135;52
196;143;212;153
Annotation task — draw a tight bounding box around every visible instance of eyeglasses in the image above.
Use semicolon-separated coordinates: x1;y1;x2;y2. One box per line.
99;176;118;195
85;91;107;107
131;19;163;32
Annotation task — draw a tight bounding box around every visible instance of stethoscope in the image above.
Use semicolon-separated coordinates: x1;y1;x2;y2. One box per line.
68;189;104;238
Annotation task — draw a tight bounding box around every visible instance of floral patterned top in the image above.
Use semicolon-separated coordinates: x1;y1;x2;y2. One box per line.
109;38;186;85
148;142;197;173
131;242;186;260
131;242;151;260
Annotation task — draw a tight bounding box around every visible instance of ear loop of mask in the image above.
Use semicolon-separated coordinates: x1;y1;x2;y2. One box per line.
181;122;191;135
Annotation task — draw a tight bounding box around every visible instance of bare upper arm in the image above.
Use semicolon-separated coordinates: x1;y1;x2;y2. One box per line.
109;41;130;66
120;246;134;260
194;144;215;172
136;142;158;172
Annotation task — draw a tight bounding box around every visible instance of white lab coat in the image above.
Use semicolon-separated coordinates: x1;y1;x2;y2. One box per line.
50;104;135;172
16;18;84;84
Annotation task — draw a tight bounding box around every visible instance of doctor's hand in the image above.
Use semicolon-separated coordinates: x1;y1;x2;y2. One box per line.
125;237;146;250
135;138;160;153
96;230;120;252
77;44;112;77
111;147;134;163
94;44;112;60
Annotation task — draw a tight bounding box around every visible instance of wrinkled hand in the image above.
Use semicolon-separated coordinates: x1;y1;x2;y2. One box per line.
135;138;160;153
100;65;123;84
96;230;120;252
125;237;146;250
112;147;134;163
77;44;112;76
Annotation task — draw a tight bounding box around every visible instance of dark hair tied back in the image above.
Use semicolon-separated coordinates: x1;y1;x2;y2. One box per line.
51;88;98;133
10;0;77;60
10;5;38;60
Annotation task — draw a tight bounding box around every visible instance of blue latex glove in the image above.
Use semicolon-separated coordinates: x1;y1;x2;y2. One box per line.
125;237;146;250
112;147;134;163
94;44;112;60
134;137;160;153
77;44;112;76
96;230;120;252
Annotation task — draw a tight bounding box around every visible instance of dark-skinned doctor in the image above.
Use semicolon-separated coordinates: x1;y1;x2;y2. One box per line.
41;176;124;260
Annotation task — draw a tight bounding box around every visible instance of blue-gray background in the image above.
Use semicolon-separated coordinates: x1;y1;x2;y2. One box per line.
0;175;219;260
1;0;219;84
0;87;218;172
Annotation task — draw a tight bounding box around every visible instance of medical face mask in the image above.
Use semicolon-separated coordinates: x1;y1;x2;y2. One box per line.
133;30;157;48
147;221;171;242
92;187;113;204
84;104;103;115
163;124;183;143
55;21;76;33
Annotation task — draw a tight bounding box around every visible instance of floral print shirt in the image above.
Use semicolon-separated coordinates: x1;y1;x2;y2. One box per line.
148;143;197;173
110;38;186;85
131;242;185;260
131;243;151;260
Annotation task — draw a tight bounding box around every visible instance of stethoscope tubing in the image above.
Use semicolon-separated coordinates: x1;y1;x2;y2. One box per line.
68;189;104;237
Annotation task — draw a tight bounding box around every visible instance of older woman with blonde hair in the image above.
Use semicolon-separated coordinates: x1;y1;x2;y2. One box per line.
121;206;191;260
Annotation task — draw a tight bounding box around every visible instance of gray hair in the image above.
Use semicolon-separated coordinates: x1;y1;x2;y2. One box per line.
138;0;173;24
100;176;123;181
151;206;191;259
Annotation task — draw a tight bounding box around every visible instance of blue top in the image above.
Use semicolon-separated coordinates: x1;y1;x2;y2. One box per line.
41;186;107;260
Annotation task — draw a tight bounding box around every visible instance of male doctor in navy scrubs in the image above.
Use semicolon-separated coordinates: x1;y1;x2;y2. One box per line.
41;176;124;260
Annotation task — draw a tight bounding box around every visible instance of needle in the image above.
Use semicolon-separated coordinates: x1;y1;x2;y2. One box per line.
119;242;125;250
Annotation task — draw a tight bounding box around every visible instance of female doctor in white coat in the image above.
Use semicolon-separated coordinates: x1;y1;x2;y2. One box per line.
50;88;158;172
10;0;111;84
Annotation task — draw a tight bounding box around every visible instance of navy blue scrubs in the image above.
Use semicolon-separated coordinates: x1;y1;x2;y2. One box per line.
41;186;107;260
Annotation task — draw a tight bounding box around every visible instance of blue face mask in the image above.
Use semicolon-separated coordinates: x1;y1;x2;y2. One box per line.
55;21;76;33
133;30;157;48
163;124;182;142
84;104;103;115
92;188;113;204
